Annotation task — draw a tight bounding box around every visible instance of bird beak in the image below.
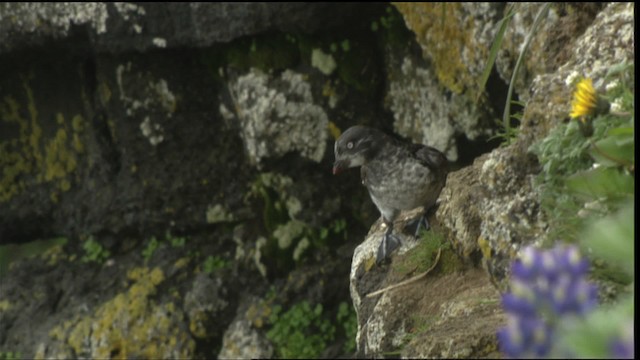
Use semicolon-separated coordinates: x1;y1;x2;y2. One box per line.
332;160;347;175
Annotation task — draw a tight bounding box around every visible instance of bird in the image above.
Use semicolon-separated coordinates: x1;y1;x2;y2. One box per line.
333;125;448;264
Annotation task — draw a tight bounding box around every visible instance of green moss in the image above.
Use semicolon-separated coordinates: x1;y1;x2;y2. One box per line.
336;302;357;354
393;230;462;276
0;237;67;279
334;40;376;94
201;33;300;82
200;28;385;96
0;352;21;360
80;236;111;264
267;301;336;359
202;255;227;274
142;237;160;262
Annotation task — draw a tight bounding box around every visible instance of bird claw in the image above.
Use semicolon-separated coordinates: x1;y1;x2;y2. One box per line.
376;232;402;264
405;215;430;237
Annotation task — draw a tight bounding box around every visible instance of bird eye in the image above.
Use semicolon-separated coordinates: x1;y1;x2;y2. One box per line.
347;141;354;149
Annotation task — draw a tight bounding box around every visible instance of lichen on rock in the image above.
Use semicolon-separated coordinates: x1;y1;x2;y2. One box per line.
387;57;493;161
39;267;195;359
224;68;329;167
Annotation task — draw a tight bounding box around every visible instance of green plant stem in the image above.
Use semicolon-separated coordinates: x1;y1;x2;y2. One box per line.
503;3;551;133
477;4;516;102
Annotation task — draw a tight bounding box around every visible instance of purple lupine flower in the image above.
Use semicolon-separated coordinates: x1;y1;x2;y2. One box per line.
497;245;598;358
610;321;634;359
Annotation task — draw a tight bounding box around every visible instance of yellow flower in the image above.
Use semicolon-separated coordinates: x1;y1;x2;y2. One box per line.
570;78;598;121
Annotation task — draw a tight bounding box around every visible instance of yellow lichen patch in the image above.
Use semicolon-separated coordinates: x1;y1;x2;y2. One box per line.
477;237;492;260
43;243;67;266
327;121;342;140
47;266;195;359
98;81;112;105
71;114;84;132
0;300;12;312
189;311;210;338
0;80;87;202
173;257;190;270
0;94;40;202
246;302;275;329
393;3;481;95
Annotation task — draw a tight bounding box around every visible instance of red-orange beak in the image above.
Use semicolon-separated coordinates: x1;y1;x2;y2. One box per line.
332;160;347;175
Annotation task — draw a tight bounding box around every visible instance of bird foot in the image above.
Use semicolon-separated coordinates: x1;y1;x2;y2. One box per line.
405;215;430;237
376;232;402;264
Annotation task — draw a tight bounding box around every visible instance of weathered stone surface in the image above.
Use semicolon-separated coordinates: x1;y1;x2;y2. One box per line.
0;50;249;242
218;318;274;360
386;3;504;162
1;3;387;358
435;2;634;289
0;3;364;53
519;2;634;143
494;3;605;102
349;3;634;357
0;243;210;359
393;3;504;97
386;56;494;161
2;2;633;359
223;69;329;168
349;214;505;357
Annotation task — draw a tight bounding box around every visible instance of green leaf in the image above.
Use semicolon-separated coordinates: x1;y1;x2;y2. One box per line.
566;167;634;199
607;126;634;136
556;295;634;358
590;134;635;167
476;5;516;101
503;3;550;134
582;200;634;277
605;61;635;79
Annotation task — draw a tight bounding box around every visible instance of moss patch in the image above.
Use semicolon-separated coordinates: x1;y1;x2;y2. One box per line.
393;230;464;277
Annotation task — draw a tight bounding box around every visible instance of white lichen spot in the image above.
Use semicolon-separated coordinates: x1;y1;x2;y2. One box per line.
228;69;328;167
206;204;234;224
388;57;484;161
219;104;235;122
153;79;176;114
254;237;268;278
114;2;146;20
311;48;337;75
133;24;142;34
605;79;619;92
564;70;581;87
116;63;177;120
273;220;306;250
153;37;167;48
328;94;338;109
293;237;310;262
609;97;624;114
140;116;164;146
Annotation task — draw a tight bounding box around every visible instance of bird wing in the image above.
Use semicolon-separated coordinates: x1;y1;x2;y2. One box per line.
409;144;448;172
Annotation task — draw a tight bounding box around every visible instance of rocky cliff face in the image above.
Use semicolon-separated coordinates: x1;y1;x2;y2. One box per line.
0;3;633;359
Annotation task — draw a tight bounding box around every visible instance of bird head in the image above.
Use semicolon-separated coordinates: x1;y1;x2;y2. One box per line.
333;125;383;175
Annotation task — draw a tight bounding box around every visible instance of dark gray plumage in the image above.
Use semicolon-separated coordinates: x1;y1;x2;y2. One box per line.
333;125;448;263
